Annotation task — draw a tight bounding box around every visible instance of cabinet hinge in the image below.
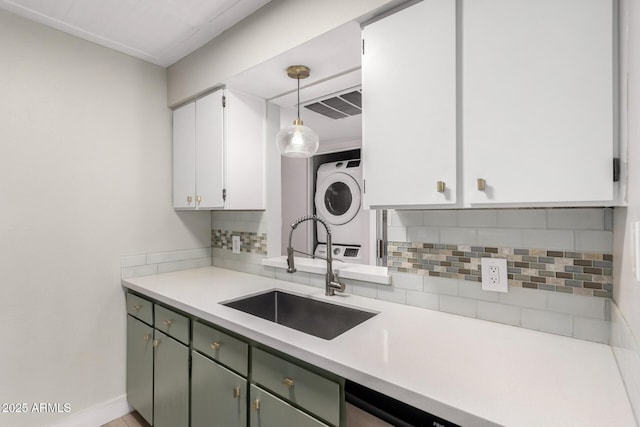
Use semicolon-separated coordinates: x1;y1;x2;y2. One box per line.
613;157;620;182
222;95;226;108
222;188;227;201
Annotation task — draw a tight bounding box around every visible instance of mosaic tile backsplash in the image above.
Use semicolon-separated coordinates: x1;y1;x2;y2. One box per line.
388;242;613;298
212;229;267;255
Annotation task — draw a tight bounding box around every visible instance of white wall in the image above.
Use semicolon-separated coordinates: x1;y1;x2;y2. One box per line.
166;0;399;106
0;10;210;427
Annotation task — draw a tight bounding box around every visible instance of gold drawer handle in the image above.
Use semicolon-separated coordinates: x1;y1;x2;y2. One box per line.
233;386;241;399
437;181;445;193
132;304;142;311
163;319;173;327
477;178;486;191
252;399;260;411
187;195;193;205
143;334;151;342
153;339;160;348
282;377;294;388
211;341;221;350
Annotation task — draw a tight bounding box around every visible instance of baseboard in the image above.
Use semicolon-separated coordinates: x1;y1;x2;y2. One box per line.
50;395;132;427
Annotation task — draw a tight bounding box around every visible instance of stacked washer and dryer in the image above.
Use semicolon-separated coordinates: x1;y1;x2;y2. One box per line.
313;159;370;264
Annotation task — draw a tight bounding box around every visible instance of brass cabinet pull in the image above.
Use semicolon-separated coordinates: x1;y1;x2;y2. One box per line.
211;341;221;350
187;195;193;205
153;339;160;348
252;399;260;411
196;195;202;205
163;319;173;327
233;386;241;399
437;181;445;193
282;377;295;388
143;334;151;342
132;304;142;311
477;178;486;191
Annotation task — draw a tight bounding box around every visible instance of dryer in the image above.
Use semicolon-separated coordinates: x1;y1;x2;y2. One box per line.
314;159;365;250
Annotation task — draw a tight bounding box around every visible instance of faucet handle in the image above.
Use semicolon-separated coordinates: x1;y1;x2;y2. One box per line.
331;271;346;293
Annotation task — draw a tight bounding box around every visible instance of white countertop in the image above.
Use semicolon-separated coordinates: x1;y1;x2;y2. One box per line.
261;256;392;284
122;266;636;427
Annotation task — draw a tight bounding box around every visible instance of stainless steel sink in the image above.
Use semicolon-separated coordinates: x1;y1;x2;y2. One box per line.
221;290;377;340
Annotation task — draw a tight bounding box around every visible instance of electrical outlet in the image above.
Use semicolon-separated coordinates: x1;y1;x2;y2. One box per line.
481;258;508;292
232;235;241;254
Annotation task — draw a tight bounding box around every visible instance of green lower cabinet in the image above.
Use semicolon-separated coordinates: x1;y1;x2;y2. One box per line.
126;315;153;425
191;351;247;427
154;330;189;427
250;385;330;427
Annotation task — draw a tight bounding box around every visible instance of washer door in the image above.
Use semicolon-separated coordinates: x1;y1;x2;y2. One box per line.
315;172;361;225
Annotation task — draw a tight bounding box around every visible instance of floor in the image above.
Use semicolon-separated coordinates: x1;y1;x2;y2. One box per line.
101;411;150;427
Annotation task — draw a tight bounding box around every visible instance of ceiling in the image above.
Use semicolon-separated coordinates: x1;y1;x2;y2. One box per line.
0;0;272;67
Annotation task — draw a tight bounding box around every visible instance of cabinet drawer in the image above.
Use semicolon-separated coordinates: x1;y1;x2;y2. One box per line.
252;348;340;426
154;305;190;345
193;320;248;376
250;385;329;427
127;293;153;325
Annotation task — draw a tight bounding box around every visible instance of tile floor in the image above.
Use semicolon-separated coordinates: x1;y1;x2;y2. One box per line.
101;411;150;427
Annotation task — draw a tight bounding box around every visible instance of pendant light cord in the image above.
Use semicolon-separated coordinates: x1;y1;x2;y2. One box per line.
297;75;301;119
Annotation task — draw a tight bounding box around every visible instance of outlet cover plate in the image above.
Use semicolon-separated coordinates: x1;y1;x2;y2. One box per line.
232;235;241;254
481;257;508;293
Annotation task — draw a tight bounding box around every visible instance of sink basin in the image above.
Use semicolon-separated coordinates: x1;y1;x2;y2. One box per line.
222;290;378;340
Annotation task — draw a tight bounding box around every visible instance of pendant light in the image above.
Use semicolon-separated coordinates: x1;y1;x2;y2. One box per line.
276;65;319;158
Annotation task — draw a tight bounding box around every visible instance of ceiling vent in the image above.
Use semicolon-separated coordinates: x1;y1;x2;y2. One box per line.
303;89;362;120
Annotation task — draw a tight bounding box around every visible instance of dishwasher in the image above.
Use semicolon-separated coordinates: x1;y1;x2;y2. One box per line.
345;381;460;427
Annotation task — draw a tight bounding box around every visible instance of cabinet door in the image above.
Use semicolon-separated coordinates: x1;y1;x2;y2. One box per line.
154;330;189;427
126;316;153;425
225;90;265;210
250;385;330;427
362;0;457;208
173;102;196;209
191;351;247;427
463;0;614;205
196;90;225;209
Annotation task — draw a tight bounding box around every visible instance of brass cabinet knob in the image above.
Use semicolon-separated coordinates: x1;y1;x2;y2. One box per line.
211;341;221;350
437;181;446;193
252;399;260;411
132;304;142;311
153;339;160;348
233;386;241;399
143;334;151;342
187;195;193;205
163;319;173;327
282;377;295;388
477;178;486;191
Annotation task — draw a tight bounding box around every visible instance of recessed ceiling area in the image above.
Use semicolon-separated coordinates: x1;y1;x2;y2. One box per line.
0;0;272;67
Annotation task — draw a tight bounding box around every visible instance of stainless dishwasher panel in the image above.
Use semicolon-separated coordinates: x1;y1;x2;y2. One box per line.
346;402;393;427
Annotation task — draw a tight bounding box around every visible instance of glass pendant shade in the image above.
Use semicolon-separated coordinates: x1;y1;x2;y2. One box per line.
276;118;319;158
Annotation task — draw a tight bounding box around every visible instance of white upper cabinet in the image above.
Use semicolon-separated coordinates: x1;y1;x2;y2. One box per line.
172;89;265;210
362;0;457;208
462;0;616;205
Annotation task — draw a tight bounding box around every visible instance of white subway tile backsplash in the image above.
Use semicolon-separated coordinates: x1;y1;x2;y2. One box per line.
423;276;459;296
498;286;547;310
477;301;522;326
157;257;211;274
392;273;423;291
522;309;573;337
573;317;610;343
458;281;500;302
440;295;478;317
387;226;408;242
351;283;378;298
121;254;147;268
147;248;211;264
406;291;439;310
604;208;613;231
496;209;547;229
439;227;478;245
547;208;605;230
133;264;158;277
423;210;457;226
547;292;607;320
377;286;407;304
477;228;523;247
574;230;614;253
392;210;424;226
458;210;498;227
407;226;439;243
521;229;574;251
